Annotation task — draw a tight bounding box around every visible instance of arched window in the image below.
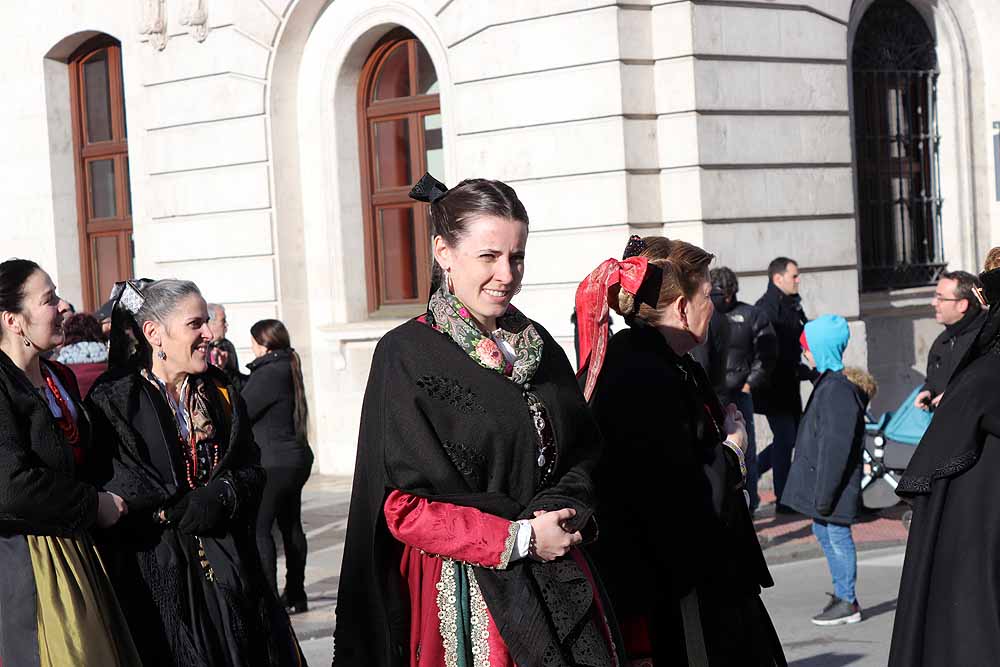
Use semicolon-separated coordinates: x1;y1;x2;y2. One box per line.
358;30;441;313
852;0;943;291
69;35;133;310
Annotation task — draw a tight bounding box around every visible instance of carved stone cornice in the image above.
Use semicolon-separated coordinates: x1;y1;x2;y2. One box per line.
139;0;168;51
181;0;209;43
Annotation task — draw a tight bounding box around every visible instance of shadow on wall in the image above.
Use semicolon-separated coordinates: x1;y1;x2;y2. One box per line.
788;653;866;667
862;313;932;416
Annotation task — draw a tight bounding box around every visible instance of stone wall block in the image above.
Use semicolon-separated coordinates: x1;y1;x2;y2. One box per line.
617;7;653;61
144;74;265;129
704;217;857;273
692;5;846;60
651;2;694;60
513;171;630;232
656;113;700;167
158;256;276;302
621;63;656;116
147;162;271;218
438;1;613;49
149;210;273;261
450;6;620;83
524;225;634;285
453;116;626;182
626;172;662;223
146;115;267;174
690;115;852;165
653;58;697;114
659;167;704;222
454;62;623;135
623;118;658;170
699;167;855;219
139;27;270;85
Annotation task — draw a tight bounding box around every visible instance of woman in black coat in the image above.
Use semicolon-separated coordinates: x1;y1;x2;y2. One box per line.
86;279;305;667
889;255;1000;666
243;318;314;614
580;235;785;666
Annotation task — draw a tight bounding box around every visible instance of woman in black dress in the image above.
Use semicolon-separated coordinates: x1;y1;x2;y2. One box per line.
334;173;625;667
243;318;314;614
579;236;785;666
86;278;305;667
0;258;140;666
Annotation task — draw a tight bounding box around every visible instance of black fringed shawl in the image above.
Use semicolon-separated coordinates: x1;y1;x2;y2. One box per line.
333;318;624;667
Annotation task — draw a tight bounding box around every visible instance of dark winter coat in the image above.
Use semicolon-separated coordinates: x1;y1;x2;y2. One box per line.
781;371;869;525
86;365;304;667
713;296;776;403
921;306;986;397
889;274;1000;666
242;349;314;470
754;283;807;416
691;306;732;392
0;353;101;535
589;323;785;666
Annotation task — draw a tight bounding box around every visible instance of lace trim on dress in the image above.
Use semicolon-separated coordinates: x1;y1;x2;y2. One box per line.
436;560;460;667
495;521;519;570
466;564;492;667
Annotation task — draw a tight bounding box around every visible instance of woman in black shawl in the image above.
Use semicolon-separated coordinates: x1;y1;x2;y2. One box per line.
85;278;305;667
579;236;785;666
334;174;625;667
889;251;1000;666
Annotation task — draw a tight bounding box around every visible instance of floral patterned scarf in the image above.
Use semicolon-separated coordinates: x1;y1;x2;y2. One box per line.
422;285;543;386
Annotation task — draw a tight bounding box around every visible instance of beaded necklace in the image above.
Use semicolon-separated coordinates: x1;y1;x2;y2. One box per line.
41;367;83;465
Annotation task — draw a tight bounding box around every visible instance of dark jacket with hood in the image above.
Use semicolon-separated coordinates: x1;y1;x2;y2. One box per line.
921;306;987;398
754;282;808;416
712;294;776;403
889;267;1000;666
242;348;313;470
783;315;869;526
691;306;732;393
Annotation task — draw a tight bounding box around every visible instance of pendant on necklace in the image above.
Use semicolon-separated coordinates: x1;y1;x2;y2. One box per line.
537;452;547;467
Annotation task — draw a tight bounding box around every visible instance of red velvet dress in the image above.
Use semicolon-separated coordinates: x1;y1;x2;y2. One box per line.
384;490;518;666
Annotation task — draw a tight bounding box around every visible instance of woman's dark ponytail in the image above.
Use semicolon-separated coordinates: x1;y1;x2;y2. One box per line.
250;319;309;443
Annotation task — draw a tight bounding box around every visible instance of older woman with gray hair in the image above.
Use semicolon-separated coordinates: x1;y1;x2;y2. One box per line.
86;279;305;667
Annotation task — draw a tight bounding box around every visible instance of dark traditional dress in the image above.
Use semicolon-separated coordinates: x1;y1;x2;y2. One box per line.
0;352;141;666
889;268;1000;666
588;323;785;666
334;288;626;667
86;364;305;667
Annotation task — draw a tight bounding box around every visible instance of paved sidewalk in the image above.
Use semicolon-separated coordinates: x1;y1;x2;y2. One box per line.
285;476;911;664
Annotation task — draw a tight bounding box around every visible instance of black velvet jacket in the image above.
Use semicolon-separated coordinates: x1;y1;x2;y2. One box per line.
86;365;303;667
0;352;101;535
334;318;624;667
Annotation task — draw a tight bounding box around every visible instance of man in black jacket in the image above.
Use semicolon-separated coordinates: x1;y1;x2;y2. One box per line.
755;257;808;509
913;270;985;411
707;267;776;511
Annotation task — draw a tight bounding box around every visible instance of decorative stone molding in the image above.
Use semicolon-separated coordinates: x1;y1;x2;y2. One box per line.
181;0;209;42
139;0;168;50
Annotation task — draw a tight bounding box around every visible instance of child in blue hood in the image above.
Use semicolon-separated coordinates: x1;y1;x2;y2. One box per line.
783;315;878;627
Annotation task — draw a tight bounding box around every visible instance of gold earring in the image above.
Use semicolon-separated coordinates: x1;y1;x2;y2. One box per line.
446;268;455;294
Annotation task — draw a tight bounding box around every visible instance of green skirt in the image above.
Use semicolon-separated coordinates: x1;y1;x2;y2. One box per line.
27;533;142;666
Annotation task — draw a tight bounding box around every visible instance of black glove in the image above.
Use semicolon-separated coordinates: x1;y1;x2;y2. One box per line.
165;480;236;535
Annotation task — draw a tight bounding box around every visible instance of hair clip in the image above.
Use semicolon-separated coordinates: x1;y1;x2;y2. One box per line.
622;235;647;260
109;280;148;315
408;172;449;204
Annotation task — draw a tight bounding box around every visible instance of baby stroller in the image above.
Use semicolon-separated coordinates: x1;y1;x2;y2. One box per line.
861;386;933;512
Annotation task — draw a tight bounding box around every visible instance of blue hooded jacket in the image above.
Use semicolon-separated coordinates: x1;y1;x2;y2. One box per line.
804;314;850;373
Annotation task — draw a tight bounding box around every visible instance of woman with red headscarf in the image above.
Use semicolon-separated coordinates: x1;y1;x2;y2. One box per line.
579;236;785;666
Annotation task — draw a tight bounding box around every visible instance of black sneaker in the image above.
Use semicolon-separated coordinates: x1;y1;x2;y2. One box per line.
811;594;862;626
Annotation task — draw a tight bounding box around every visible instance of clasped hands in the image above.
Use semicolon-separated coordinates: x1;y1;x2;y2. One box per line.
528;507;583;562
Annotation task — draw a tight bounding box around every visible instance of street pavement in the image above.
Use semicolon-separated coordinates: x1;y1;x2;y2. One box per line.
284;475;907;666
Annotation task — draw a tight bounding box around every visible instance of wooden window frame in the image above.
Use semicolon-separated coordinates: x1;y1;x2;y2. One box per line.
357;31;441;316
68;35;133;311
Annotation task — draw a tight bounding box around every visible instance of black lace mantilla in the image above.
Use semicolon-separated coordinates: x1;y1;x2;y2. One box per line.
441;440;487;487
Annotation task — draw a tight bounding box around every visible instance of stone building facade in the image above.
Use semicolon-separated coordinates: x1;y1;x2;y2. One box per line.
3;0;999;473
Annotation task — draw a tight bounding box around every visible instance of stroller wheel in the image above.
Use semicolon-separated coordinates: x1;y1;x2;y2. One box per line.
902;509;913;532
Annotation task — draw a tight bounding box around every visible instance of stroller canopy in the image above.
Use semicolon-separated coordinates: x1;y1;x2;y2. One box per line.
867;385;933;446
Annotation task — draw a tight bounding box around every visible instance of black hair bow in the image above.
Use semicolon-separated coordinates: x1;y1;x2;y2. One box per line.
408;172;449;204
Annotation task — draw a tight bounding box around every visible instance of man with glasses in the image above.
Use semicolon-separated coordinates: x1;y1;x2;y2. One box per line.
914;271;986;411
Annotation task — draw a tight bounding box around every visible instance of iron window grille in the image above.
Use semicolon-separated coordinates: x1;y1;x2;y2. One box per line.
852;0;944;291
